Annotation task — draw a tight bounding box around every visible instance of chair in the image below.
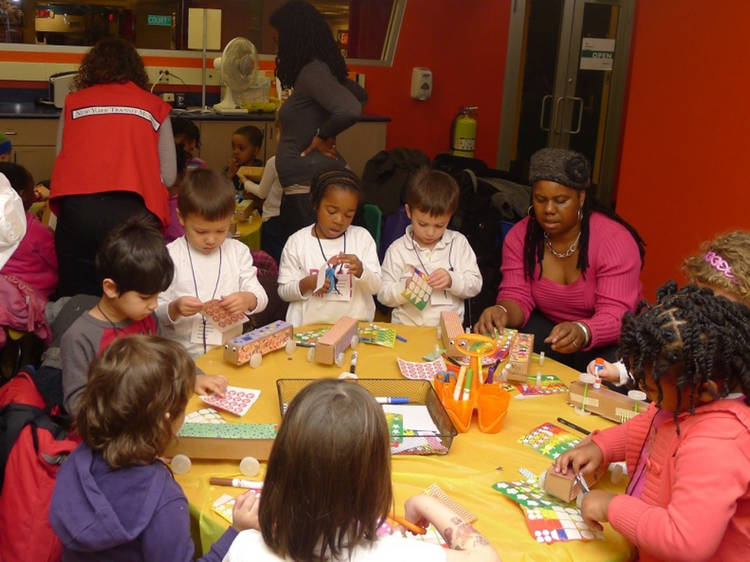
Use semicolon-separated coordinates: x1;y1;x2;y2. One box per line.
362;203;382;252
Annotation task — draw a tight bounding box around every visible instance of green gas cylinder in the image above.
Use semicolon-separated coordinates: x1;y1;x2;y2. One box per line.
450;106;478;158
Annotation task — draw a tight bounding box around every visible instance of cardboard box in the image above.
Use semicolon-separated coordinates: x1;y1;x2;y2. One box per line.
568;380;649;423
542;464;606;502
314;316;358;365
164;422;277;461
506;332;534;383
440;311;464;358
224;320;293;365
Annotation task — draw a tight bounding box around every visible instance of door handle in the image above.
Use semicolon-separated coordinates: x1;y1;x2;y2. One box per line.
539;94;553;131
552;96;564;133
567;96;584;134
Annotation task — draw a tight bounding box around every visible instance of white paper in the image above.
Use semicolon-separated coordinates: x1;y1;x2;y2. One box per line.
382;405;440;434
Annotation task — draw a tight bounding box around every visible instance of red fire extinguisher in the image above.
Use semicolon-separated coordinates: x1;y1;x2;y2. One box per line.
450;105;478;158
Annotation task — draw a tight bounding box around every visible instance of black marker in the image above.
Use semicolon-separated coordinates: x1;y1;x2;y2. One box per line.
557;417;591;435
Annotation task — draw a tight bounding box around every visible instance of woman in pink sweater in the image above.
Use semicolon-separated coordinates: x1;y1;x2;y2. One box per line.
555;283;750;562
475;148;645;370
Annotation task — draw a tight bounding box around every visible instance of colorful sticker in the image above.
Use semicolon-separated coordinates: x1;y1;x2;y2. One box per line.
515;375;568;397
199;386;261;417
402;268;432;310
293;327;330;347
176;422;278;439
396;357;447;381
518;423;581;460
359;324;396;348
202;299;248;331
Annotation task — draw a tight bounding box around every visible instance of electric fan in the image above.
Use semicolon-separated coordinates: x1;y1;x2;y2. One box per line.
213;37;267;114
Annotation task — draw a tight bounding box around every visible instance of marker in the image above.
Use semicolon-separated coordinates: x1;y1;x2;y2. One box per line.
349;351;358;374
453;366;467;401
375;396;409;404
463;368;474;401
209;477;264;489
388;513;426;535
395;334;408;343
556;417;591;435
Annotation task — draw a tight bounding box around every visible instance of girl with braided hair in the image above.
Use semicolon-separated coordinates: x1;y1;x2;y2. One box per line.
475;147;645;371
555;282;750;562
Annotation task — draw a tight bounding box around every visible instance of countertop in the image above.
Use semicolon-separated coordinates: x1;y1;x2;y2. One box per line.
0;102;390;122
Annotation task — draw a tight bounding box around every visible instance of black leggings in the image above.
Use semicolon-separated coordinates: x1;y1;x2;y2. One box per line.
523;309;619;372
54;192;157;297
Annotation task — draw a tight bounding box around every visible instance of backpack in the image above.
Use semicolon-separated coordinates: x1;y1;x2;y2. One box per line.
0;367;80;562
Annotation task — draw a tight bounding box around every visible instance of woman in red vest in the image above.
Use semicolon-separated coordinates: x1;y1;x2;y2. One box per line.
51;37;176;297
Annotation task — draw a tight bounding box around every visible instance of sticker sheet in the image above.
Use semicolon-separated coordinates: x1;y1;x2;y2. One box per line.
396;357;447;381
200;386;261;417
293;327;329;347
515;375;568;398
518;423;581;460
202;299;248;331
359;324;396;347
402;268;432;310
183;408;226;424
176;422;278;439
492;480;603;543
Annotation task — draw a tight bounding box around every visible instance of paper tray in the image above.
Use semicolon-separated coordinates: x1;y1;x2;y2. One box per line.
276;379;457;455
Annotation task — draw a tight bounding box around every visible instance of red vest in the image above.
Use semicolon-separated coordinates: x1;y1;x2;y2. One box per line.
51;81;171;226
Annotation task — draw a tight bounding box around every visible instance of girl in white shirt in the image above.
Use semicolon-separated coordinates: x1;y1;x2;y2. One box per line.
223;379;500;562
277;169;381;326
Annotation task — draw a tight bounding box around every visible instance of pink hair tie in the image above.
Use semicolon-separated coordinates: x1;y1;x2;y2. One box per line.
704;251;738;285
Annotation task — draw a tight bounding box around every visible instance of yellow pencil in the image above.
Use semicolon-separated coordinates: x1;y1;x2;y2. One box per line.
453;365;467;401
388;512;427;535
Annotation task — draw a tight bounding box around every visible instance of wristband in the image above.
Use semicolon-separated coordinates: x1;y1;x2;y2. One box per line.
495;304;508;315
574;321;591;347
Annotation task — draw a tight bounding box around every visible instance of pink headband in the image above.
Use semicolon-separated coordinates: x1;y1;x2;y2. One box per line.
704;251;738;285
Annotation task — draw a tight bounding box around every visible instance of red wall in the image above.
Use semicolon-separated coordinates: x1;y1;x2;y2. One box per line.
616;2;750;299
350;0;510;164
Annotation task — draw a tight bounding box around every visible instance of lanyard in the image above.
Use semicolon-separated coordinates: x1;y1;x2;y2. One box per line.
410;233;455;275
314;223;346;270
185;238;222;354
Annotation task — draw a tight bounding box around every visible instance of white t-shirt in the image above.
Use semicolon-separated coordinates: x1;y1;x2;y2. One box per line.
277;224;381;326
378;227;482;326
222;529;447;562
243;156;282;221
155;236;268;357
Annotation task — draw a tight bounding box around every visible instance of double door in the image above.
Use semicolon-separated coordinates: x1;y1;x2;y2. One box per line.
497;0;634;206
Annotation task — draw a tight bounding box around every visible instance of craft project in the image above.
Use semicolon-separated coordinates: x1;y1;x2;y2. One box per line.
312;316;359;365
212;490;261;524
519;423;581;460
202;299;248;331
505;332;534;382
515;374;568;398
569;377;648;422
223;320;294;367
164;422;278;461
359;324;396;347
439;311;465;358
293;327;329;347
314;264;352;301
493;480;604;543
402;268;432;310
424;483;477;523
539;465;606;503
396;357;447;380
184;408;226;424
200;386;260;417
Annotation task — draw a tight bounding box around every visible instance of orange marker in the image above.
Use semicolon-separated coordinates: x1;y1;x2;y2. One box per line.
388;512;427;535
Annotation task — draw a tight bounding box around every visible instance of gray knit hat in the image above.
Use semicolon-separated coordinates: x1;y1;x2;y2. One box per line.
528;148;591;190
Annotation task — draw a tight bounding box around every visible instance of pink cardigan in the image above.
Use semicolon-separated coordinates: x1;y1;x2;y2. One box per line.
0;213;58;300
591;400;750;561
498;212;642;349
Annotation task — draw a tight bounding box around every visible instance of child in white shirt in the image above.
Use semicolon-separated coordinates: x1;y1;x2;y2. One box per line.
156;169;268;357
379;167;481;326
277;169;381;326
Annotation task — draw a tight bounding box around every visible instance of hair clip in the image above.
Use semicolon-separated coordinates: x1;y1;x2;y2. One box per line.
704;251;738;285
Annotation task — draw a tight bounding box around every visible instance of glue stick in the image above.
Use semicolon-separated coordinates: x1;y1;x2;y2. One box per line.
593;357;604;389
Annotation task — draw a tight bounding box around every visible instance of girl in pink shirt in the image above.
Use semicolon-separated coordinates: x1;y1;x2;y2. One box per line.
555;282;750;562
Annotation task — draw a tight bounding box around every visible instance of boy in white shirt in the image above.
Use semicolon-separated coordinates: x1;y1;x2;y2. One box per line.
156;169;268;357
379;167;481;326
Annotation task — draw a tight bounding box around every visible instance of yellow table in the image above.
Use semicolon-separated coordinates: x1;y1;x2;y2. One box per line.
233;210;262;250
177;324;633;561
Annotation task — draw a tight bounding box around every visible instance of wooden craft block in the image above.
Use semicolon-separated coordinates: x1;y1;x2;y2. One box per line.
506;332;534;383
315;316;358;365
568;380;649;423
164;423;277;461
224;320;293;365
542;465;606;502
440;311;464;358
237;165;264;181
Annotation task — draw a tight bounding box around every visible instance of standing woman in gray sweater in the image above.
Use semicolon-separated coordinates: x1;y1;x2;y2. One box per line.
269;0;367;257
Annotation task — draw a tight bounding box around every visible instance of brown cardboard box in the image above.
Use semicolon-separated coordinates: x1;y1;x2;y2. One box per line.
315;316;358;365
440;311;464;358
542;464;606;502
164;423;276;461
568;380;648;423
505;332;534;383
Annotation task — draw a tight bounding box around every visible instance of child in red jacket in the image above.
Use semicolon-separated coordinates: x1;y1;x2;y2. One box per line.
555;282;750;562
0;162;58;300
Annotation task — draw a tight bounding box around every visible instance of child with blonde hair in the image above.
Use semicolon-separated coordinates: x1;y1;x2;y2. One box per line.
224;378;500;561
51;335;258;560
556;283;750;561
